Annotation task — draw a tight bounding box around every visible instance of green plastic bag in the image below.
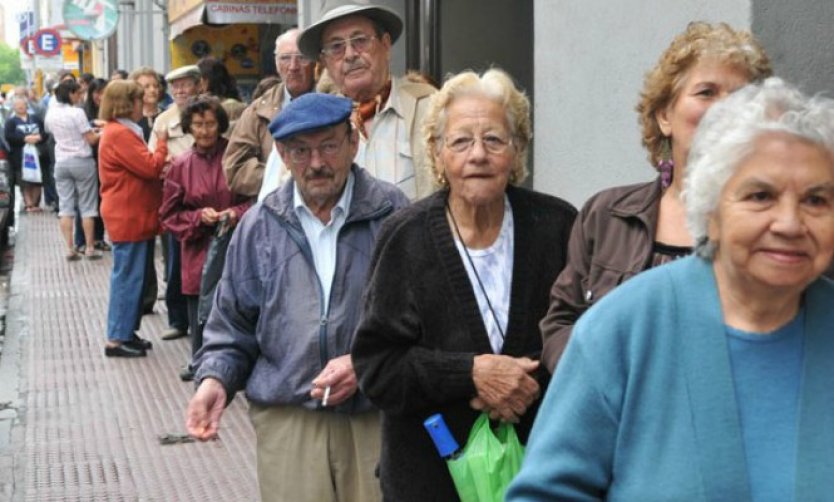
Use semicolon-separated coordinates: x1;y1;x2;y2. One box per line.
446;413;525;502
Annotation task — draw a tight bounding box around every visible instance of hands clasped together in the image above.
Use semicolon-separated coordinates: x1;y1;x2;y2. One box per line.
470;354;540;423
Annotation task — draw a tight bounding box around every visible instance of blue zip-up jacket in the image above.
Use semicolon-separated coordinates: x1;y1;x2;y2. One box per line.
194;165;409;413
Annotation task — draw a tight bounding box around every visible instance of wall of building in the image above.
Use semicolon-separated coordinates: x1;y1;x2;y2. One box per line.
752;0;834;97
115;0;169;75
532;0;751;207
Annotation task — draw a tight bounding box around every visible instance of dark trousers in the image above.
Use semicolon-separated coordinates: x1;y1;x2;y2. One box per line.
140;241;158;314
185;295;203;359
73;213;105;248
42;136;58;206
165;232;189;331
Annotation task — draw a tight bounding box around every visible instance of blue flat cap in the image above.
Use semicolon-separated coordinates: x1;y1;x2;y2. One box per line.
269;93;353;141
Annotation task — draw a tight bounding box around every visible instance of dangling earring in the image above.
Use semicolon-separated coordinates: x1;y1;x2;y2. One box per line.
658;137;674;189
435;168;447;187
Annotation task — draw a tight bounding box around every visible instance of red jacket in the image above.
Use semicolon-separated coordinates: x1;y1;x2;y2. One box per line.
99;120;168;242
160;137;251;295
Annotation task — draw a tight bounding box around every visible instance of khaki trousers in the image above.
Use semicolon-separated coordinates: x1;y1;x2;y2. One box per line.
249;404;382;502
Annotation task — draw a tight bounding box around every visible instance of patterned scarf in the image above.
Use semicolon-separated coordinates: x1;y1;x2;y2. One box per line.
351;80;392;139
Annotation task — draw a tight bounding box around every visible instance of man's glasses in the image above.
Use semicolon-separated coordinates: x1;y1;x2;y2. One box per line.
442;134;514;154
284;134;349;164
321;34;377;59
276;53;313;66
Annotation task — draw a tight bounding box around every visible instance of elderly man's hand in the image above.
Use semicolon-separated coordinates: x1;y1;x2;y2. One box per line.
471;354;540;423
310;354;357;407
186;377;227;440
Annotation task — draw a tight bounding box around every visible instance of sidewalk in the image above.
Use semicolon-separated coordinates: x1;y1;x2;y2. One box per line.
0;212;257;500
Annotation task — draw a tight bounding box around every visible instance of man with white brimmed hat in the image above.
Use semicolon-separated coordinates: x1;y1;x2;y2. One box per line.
297;1;436;200
148;64;202;345
186;92;408;502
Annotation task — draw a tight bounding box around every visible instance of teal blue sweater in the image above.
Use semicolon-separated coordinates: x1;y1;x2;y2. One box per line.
507;256;834;501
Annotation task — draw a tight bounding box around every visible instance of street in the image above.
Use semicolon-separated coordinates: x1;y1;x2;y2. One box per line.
0;211;258;501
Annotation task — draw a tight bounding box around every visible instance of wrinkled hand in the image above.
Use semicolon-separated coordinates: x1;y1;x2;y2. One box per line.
310;355;357;407
201;207;220;225
471;354;540;423
160;161;172;179
186;378;227;440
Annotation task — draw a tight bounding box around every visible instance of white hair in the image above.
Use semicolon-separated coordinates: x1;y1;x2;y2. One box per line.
684;77;834;258
274;28;301;55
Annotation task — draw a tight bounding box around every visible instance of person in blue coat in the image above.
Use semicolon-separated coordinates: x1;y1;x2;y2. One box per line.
508;77;834;501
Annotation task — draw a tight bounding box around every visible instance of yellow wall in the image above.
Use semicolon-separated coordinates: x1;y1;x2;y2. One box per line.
171;24;261;76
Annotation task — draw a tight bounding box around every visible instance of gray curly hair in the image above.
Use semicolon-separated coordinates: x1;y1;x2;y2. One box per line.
684;77;834;258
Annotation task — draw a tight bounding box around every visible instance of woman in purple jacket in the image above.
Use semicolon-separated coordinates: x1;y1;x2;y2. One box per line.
160;95;251;381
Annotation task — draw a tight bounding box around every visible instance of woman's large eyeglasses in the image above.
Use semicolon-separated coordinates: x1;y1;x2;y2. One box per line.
321;34;378;59
284;134;349;164
442;134;514;154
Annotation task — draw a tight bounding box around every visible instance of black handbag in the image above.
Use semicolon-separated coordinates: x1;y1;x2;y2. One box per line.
197;215;234;326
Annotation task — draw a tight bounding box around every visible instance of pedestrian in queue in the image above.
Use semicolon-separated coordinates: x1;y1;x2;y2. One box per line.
540;22;773;372
150;65;201;342
186;93;408;502
508;77;834;501
351;69;577;500
4;96;48;215
296;2;437;200
129;67;165;142
44;80;102;261
129;67;166;315
73;77;109;254
160;96;251;381
222;28;315;197
98;80;168;358
196;57;246;126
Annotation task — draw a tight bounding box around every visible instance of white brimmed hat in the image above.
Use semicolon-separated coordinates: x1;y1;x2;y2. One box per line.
298;3;403;59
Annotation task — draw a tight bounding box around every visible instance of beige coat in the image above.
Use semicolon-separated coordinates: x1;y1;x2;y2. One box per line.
222;83;287;197
149;104;193;161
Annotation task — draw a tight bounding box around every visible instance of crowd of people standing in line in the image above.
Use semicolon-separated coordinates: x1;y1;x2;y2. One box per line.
6;2;834;500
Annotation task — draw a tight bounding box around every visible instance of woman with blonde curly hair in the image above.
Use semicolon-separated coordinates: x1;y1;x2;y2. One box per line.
351;68;577;500
540;22;773;372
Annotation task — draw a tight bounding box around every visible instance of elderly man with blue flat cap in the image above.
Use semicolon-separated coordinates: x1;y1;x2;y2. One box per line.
186;92;408;501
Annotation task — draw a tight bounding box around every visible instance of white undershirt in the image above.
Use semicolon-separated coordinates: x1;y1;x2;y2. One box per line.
453;196;514;353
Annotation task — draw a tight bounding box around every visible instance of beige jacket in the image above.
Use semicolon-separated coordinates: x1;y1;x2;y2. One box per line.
222;84;286;197
149;104;193;161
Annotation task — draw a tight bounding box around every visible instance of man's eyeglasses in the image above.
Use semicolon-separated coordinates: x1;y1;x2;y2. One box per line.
442;134;514;155
276;53;313;66
284;134;349;164
321;34;377;59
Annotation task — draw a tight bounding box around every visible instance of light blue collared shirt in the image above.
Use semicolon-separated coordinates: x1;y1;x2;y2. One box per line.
293;171;355;313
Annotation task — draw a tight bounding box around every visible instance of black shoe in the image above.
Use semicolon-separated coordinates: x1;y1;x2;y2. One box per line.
128;335;153;350
105;343;147;358
179;364;195;382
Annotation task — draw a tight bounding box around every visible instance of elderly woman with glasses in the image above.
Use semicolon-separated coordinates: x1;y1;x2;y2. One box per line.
351;68;577;501
540;22;773;372
160;95;251;380
508;78;834;500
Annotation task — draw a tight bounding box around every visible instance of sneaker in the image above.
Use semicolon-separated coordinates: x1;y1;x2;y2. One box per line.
160;327;188;340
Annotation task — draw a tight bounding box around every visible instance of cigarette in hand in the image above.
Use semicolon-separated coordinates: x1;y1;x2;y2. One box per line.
322;386;331;407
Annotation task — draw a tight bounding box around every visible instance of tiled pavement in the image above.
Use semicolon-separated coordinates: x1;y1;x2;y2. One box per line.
1;212;258;501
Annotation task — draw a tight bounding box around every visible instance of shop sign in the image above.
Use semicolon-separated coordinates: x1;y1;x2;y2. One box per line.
63;0;120;40
205;0;297;25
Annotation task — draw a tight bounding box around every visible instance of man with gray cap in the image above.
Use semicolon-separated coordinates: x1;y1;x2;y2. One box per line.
223;28;316;197
298;1;436;200
149;65;202;343
186;92;408;501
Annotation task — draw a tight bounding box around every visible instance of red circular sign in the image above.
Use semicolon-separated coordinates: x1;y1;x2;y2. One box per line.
20;36;34;57
34;29;62;57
